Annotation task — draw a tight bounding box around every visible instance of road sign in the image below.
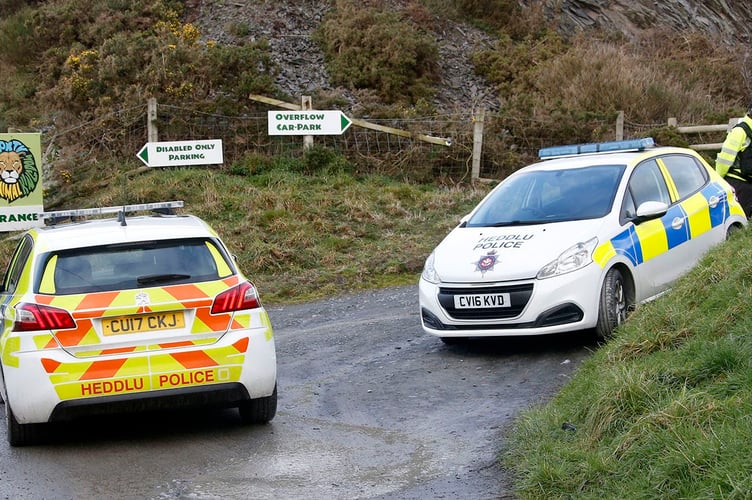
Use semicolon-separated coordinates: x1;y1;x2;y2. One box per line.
137;139;223;167
268;110;352;136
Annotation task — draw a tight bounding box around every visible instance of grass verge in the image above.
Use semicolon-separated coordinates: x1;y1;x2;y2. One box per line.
504;226;752;498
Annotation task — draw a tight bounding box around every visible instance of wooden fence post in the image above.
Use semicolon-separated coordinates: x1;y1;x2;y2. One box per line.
302;96;313;150
615;111;624;140
472;107;485;181
147;97;158;143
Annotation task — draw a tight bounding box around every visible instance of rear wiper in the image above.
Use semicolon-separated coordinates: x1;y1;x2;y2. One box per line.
137;273;191;286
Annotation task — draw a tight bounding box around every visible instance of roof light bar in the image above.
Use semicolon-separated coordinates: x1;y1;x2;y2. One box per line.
40;201;184;220
538;137;655;159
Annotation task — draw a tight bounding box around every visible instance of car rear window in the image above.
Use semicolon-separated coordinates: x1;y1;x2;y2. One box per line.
37;238;234;295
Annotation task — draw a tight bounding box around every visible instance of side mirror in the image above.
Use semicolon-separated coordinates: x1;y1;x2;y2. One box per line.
633;200;668;223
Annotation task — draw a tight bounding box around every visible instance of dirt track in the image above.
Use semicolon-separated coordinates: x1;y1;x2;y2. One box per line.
0;285;593;499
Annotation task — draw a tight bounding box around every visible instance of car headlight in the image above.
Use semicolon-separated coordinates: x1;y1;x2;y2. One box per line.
421;251;441;284
537;237;598;279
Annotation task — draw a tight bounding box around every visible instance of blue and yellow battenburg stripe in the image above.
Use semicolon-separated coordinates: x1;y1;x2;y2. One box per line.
594;181;737;268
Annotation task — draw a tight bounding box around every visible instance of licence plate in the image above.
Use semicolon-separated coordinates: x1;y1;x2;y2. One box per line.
102;311;185;336
454;293;511;309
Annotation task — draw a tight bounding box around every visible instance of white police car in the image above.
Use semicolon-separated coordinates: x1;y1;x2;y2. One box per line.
419;138;747;342
0;202;277;446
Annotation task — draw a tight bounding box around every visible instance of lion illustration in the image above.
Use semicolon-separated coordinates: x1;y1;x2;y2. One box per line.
0;140;39;203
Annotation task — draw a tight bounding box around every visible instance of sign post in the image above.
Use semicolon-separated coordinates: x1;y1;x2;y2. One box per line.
136;139;223;167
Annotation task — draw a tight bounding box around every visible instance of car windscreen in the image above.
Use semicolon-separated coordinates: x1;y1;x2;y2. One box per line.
38;238;235;295
465;164;626;227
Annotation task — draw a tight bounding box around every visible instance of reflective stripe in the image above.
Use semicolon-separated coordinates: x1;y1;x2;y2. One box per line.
41;336;256;400
682;191;712;238
607;226;642;267
657;159;680;201
634;218;668;261
595;182;736;269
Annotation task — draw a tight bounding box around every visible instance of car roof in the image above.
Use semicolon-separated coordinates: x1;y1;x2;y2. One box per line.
29;214;217;253
530;145;700;171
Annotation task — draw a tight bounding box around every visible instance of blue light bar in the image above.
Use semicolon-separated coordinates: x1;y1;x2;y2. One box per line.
538;137;655;159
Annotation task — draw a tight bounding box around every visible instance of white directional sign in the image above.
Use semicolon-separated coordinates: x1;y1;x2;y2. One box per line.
137;139;223;167
268;110;352;136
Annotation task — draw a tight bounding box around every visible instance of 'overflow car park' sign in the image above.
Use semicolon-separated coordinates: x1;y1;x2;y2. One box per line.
137;139;223;167
268;110;352;136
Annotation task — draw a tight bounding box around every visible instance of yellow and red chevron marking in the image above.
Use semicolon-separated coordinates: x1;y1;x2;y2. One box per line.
40;336;251;400
31;278;245;348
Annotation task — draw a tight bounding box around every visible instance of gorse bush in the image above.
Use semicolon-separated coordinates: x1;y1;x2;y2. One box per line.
315;0;439;105
0;0;274;126
474;25;746;145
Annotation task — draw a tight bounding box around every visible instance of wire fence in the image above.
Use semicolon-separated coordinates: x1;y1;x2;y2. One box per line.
36;101;732;185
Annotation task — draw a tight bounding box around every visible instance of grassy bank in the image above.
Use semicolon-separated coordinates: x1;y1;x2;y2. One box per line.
505;226;752;498
0;166;488;305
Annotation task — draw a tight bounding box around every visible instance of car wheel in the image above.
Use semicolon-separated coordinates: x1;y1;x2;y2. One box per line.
238;385;278;425
5;403;41;447
595;267;629;341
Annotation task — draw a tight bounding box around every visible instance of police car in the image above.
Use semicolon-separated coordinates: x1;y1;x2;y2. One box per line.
0;202;277;446
419;138;747;343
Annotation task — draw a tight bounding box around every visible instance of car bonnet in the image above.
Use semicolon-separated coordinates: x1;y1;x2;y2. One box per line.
432;219;606;282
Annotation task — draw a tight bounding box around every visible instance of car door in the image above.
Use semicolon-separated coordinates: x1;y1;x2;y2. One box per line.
660;153;728;255
622;158;691;299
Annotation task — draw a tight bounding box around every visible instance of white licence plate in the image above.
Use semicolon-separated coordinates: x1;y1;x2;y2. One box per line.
454;293;511;309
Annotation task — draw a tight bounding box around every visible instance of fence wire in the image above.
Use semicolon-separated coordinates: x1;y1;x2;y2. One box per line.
36;102;725;185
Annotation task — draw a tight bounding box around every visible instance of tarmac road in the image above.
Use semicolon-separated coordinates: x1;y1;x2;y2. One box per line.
0;285;594;499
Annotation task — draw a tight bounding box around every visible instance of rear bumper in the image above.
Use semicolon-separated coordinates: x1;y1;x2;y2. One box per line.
3;325;276;424
49;382;251;422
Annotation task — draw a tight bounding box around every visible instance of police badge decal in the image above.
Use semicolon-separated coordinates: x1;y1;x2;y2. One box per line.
474;250;498;276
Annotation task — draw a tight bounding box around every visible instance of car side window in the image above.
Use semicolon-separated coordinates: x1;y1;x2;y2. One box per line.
660;154;708;200
2;235;34;294
626;160;671;210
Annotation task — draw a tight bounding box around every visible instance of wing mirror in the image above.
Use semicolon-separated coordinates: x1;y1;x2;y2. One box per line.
633;200;668;223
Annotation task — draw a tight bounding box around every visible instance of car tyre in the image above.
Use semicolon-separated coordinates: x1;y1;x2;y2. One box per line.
595;267;628;341
5;403;41;447
238;385;278;425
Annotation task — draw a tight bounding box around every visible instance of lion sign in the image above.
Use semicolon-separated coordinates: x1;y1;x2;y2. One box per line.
0;134;44;231
0;139;39;203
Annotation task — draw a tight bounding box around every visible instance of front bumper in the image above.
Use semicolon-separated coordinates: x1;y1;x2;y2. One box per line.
418;264;603;337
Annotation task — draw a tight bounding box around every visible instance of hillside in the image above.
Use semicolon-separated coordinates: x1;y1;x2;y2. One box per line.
187;0;752;115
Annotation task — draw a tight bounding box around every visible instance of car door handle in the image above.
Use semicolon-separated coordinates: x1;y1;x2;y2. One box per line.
671;216;685;230
708;195;720;208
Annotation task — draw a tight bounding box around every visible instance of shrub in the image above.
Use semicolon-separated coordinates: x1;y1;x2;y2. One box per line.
314;0;439;105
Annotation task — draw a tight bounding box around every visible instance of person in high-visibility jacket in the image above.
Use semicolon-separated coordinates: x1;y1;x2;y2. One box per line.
716;105;752;217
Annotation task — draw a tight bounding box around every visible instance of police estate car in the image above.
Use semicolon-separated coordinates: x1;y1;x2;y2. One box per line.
0;202;277;446
419;138;747;343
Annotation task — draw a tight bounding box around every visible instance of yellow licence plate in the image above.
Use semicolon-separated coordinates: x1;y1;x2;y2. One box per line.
102;311;185;336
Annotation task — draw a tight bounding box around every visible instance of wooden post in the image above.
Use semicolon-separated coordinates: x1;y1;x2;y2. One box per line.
615;111;624;140
147;97;158;143
302;96;313;150
472;107;485;181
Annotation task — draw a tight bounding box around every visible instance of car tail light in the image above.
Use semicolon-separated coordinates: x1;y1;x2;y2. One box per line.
211;281;261;314
13;302;76;332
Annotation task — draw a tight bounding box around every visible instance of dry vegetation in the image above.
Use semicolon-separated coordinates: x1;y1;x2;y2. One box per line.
0;0;749;301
